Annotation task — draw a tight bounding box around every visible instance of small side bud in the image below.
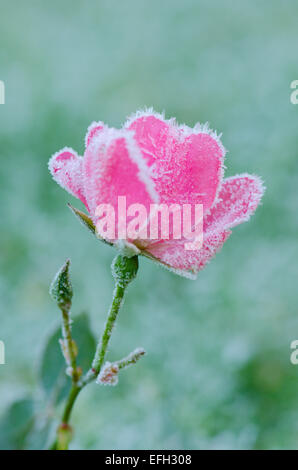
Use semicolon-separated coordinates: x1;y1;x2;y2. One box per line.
96;362;119;386
111;254;139;288
96;348;146;386
50;259;73;310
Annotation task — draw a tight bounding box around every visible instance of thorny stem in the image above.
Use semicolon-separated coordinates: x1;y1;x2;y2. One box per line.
53;255;138;450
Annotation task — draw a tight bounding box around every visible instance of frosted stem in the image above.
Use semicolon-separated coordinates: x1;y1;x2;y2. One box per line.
84;283;125;385
51;254;138;450
61;308;79;384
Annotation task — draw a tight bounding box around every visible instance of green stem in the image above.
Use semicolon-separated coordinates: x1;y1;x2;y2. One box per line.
61;308;79;384
61;385;81;424
54;284;126;450
50;385;81;450
85;283;125;383
53;255;138;450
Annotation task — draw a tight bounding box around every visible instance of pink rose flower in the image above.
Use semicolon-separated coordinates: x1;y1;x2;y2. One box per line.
49;109;264;279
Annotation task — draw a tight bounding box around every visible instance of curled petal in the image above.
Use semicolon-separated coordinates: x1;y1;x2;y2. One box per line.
204;174;265;232
48;147;87;206
85;121;105;148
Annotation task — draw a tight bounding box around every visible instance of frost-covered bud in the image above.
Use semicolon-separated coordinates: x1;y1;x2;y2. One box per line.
111;254;139;288
96;362;119;386
50;259;73;309
96;348;146;386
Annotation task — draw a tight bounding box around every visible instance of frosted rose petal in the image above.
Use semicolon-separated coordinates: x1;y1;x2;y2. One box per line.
128;113;225;211
83;129;158;232
48;147;87;206
146;229;231;279
204;175;265;232
85;121;105;148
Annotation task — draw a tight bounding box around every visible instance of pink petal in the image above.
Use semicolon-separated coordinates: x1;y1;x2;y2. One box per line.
83;128;158;233
125;111;170;167
48;147;87;206
85;121;105;148
145;229;231;279
145;174;264;278
126;110;225;212
204;174;265;232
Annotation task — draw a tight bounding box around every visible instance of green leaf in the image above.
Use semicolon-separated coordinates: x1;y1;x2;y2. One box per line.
39;313;96;405
74;313;97;372
68;203;113;246
67;203;96;235
39;323;69;404
0;398;35;450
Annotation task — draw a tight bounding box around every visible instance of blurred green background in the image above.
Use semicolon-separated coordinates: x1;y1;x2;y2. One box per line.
1;0;298;450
